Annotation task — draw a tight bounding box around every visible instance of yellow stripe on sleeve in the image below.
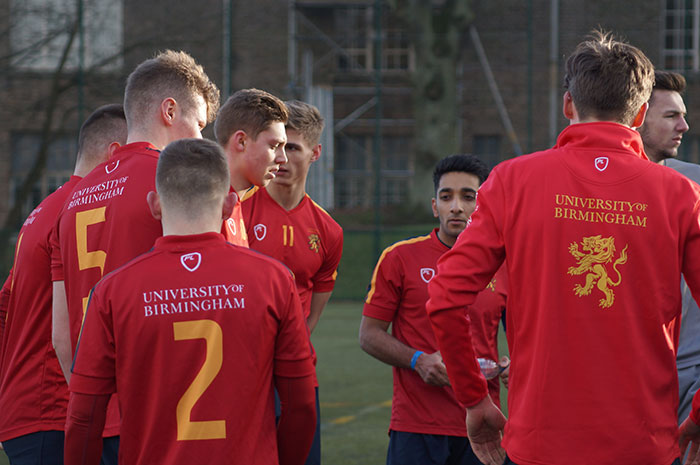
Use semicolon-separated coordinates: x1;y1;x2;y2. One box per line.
365;234;431;304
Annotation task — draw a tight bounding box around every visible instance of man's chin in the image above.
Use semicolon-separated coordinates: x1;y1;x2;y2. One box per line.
447;226;467;237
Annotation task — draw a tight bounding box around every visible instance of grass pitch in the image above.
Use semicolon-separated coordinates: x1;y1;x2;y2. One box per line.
314;300;509;464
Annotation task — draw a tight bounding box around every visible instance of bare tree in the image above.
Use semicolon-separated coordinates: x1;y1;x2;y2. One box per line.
0;0;224;272
386;0;473;204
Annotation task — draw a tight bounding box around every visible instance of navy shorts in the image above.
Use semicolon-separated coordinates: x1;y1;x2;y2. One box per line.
3;430;64;465
386;430;481;465
100;436;120;465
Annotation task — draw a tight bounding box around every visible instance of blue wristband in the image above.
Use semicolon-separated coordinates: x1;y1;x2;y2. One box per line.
410;350;424;370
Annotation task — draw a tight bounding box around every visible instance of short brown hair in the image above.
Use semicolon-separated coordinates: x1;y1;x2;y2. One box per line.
214;88;288;146
77;104;127;163
157;138;230;214
563;30;654;125
124;50;220;129
285;100;324;146
653;70;686;94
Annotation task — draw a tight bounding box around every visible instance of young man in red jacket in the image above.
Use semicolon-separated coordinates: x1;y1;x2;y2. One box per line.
427;31;700;465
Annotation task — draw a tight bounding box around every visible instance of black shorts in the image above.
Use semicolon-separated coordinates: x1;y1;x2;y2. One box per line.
387;430;482;465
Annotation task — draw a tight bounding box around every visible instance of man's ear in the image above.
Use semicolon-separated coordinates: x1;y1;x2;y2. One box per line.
431;197;439;218
631;102;649;129
160;98;177;127
231;130;247;153
562;91;576;120
107;142;121;158
310;144;322;163
222;192;237;220
146;191;162;221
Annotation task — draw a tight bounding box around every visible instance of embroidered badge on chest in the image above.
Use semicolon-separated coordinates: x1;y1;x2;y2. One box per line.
253;224;266;241
308;233;320;253
420;267;435;283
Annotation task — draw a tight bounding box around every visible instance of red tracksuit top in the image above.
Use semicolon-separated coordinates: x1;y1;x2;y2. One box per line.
427;122;700;465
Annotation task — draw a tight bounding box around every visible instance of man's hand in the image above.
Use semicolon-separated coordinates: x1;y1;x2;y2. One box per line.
414;351;450;386
680;415;700;464
498;356;510;389
466;395;507;465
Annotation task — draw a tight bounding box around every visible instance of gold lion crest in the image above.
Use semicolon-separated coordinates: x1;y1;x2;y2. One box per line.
308;234;320;253
567;235;628;309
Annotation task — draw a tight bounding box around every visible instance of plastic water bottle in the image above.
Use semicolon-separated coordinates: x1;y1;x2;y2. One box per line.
477;358;505;380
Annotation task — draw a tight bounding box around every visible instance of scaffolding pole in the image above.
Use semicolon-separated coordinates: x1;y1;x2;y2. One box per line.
470;25;522;157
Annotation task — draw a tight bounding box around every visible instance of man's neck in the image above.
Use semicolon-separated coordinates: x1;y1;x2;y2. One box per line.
229;171;253;199
266;182;306;211
126;129;165;150
436;228;456;248
162;217;221;236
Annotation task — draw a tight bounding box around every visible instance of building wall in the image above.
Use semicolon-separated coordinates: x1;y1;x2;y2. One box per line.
2;0;699;228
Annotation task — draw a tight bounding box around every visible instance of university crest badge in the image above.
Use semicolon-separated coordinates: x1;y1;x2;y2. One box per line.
308;233;320;253
254;224;267;241
567;235;628;308
420;268;435;283
486;278;496;292
180;252;202;272
594;156;609;172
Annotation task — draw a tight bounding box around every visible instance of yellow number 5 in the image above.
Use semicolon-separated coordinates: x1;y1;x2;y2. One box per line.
75;207;107;315
173;320;226;441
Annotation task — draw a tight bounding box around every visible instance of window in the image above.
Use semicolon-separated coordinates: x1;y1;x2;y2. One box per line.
335;7;371;72
10;132;77;227
383;27;413;71
379;136;411;205
10;0;123;72
473;135;502;168
335;134;369;208
334;6;413;73
662;0;700;71
334;134;412;208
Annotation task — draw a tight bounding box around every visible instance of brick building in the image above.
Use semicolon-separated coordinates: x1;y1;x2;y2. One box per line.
1;0;699;268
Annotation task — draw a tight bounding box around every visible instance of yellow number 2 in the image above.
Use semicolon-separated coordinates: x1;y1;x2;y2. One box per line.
75;207;107;315
173;320;226;441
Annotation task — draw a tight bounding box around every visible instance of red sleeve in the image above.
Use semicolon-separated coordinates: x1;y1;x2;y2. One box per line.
49;218;65;282
70;286;117;395
426;172;507;407
0;271;12;354
363;247;401;322
64;392;109;465
274;280;315;378
275;374;317;465
312;225;343;294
